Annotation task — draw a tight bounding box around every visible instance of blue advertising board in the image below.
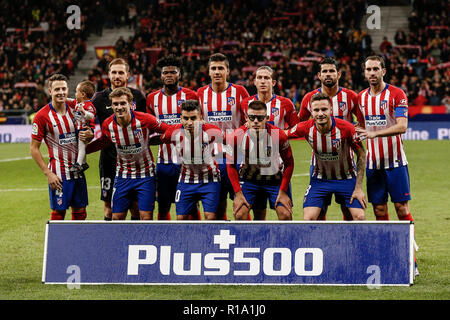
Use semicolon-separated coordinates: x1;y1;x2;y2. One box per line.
42;221;414;286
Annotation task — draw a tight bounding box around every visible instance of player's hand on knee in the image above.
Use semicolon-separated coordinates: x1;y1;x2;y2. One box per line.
275;190;293;214
350;187;367;209
233;191;250;214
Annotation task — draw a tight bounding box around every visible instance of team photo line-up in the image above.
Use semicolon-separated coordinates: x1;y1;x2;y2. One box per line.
30;52;416;226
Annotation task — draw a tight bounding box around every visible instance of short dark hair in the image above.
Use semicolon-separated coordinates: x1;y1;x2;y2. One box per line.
310;92;332;105
363;55;385;69
208;53;229;69
180;99;201;113
78;80;96;99
109;87;133;102
109;58;130;72
319;57;338;71
248;100;267;112
157;54;182;71
47;74;68;89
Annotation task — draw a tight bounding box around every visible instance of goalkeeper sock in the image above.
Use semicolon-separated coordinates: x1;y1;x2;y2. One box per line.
131;215;140;220
104;216;112;221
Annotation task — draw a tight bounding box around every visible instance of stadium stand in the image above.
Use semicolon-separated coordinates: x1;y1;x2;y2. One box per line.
0;0;130;122
0;0;448;117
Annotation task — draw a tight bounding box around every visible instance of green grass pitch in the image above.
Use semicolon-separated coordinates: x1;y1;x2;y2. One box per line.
0;140;449;299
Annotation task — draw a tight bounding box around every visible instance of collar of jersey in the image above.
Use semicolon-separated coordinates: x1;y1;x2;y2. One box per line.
255;94;276;102
49;102;69;114
318;86;342;97
368;83;389;97
209;82;231;93
161;86;181;96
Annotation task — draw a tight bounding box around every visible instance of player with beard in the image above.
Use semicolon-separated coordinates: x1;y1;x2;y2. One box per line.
91;58;147;221
146;55;201;220
298;58;361;221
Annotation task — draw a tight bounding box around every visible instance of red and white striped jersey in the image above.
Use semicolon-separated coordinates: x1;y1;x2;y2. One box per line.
357;84;409;169
197;83;249;131
146;87;198;164
288;117;363;180
31;101;84;180
161;123;221;183
226;123;294;192
241;94;300;129
298;87;360;123
73;100;96;130
100;111;168;178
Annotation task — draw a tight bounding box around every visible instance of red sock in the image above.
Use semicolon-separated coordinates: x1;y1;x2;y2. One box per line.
399;212;414;221
51;211;65;220
247;213;252;221
375;213;389;220
71;209;87;220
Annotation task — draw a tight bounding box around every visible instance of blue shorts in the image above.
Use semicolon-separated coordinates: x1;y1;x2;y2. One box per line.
111;176;156;213
156;163;180;204
366;165;411;204
249;183;293;210
49;177;88;211
219;162;235;201
175;181;221;216
303;177;363;210
242;181;292;209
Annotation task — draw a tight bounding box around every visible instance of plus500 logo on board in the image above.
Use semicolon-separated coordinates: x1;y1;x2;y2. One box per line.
127;230;323;277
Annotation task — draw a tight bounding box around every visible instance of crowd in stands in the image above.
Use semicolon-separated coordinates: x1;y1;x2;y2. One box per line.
0;0;130;113
1;0;448;114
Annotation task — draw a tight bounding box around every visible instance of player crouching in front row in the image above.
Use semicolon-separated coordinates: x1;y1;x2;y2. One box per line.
286;93;367;220
226;100;295;221
161;100;222;220
86;87;169;220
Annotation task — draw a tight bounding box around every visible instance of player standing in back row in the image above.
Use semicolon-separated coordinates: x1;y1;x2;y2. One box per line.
146;54;200;220
30;74;93;220
298;57;361;220
92;58;147;221
197;53;250;220
241;66;300;220
355;55;418;276
355;55;414;223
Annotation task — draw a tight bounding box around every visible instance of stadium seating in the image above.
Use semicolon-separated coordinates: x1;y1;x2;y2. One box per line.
1;0;448;114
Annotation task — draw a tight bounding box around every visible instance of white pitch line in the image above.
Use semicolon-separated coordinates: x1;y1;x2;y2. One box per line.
0;186;100;192
0;155;48;163
292;173;309;177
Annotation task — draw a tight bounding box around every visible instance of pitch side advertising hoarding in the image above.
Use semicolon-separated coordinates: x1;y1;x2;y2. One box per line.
43;221;414;286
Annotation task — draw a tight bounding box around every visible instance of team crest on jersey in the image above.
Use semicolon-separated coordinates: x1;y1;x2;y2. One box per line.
133;129;143;139
32;123;38;136
339;101;347;111
380;100;388;109
227;97;236;107
131;101;137;111
271;107;279;117
177;99;185;106
332;138;341;149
